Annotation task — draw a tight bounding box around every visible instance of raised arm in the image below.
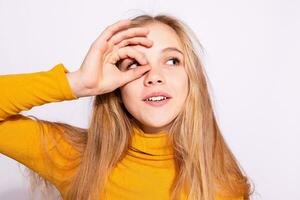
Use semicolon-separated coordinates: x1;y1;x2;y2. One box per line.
0;64;80;192
0;64;78;121
0;19;154;196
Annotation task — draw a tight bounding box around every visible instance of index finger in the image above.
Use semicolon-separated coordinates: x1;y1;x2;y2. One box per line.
94;20;132;47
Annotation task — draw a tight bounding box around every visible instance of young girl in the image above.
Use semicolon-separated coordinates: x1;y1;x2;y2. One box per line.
0;14;253;200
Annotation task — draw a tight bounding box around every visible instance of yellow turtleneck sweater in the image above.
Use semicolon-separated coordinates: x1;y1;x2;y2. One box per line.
0;64;243;200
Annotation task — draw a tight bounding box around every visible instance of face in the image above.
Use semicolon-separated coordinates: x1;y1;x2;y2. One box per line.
119;22;189;134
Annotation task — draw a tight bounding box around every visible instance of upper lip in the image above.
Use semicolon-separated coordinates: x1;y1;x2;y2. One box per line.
142;91;172;101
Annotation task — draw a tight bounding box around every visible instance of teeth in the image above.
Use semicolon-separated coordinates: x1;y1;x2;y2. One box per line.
146;96;167;101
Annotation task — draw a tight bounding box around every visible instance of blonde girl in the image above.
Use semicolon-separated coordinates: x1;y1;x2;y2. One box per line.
0;14;253;200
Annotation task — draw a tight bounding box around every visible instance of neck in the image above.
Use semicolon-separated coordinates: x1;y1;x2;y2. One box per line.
137;121;173;134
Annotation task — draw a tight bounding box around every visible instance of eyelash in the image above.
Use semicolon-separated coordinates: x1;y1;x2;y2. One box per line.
127;57;181;69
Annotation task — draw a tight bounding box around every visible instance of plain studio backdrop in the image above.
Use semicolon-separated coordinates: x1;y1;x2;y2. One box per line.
0;0;299;199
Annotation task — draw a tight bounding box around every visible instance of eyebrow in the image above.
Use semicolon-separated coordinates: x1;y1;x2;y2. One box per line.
161;47;183;55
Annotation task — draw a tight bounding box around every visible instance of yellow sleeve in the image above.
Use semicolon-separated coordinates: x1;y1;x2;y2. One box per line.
0;64;80;192
0;63;78;120
216;195;244;200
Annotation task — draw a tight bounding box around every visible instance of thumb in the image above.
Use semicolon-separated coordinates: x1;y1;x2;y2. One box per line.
121;65;151;84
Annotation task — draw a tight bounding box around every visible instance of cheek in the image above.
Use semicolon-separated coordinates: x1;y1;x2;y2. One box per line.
181;72;189;89
174;70;189;94
120;82;140;105
120;86;130;103
173;73;189;108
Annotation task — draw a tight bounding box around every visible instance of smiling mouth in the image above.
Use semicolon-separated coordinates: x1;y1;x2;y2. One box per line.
143;97;171;107
143;96;171;101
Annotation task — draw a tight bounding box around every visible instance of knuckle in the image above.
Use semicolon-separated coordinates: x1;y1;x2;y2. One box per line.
123;46;132;52
118;40;127;47
130;37;138;43
123;39;130;46
117;49;125;58
123;39;132;45
109;38;116;45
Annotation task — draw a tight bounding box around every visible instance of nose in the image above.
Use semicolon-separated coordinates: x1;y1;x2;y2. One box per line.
144;67;164;86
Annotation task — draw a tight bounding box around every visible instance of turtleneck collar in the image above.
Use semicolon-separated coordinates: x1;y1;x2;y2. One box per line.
128;127;174;161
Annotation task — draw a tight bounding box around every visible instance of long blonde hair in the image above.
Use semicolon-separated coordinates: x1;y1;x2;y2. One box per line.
25;13;254;200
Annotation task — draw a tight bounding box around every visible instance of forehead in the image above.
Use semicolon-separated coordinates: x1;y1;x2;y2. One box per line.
131;22;183;54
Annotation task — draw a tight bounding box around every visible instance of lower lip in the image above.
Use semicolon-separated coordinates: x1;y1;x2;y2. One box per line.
143;98;171;107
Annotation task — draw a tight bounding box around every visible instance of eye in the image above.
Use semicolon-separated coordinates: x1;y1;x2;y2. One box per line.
127;60;140;69
166;57;181;66
126;57;181;69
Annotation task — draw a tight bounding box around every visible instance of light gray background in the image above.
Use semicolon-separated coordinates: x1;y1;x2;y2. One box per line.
0;0;299;199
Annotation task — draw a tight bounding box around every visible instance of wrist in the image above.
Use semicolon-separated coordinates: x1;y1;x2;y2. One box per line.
66;70;94;98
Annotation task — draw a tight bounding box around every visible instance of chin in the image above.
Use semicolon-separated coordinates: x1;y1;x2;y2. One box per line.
139;118;174;130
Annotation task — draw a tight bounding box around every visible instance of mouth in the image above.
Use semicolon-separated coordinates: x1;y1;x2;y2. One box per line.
142;91;172;101
142;92;172;107
143;97;171;107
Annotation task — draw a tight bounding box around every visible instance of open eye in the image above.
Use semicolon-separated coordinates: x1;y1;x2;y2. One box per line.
166;57;180;66
127;60;140;69
126;57;181;69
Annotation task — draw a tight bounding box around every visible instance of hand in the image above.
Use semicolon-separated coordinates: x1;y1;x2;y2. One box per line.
67;19;153;98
